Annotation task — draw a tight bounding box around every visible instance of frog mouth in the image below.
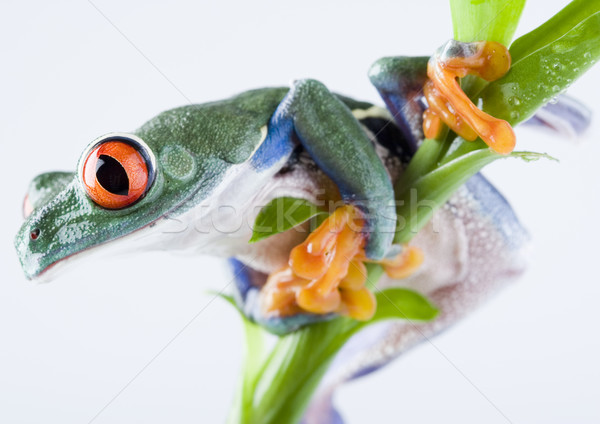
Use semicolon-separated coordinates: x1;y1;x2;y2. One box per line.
32;249;94;283
27;216;170;283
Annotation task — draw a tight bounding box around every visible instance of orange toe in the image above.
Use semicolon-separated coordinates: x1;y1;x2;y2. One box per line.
422;40;516;155
383;245;424;279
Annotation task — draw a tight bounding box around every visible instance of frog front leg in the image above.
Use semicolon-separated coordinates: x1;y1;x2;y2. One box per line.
252;79;399;323
368;55;429;151
263;79;397;259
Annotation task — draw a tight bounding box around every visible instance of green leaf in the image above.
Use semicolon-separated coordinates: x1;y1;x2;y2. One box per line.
220;295;272;424
394;143;498;243
249;197;328;243
393;143;554;244
369;288;439;323
511;151;557;163
450;0;527;46
480;1;600;125
509;0;600;63
394;137;448;191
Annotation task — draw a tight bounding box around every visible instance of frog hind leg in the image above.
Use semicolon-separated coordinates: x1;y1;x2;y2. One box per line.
368;56;430;152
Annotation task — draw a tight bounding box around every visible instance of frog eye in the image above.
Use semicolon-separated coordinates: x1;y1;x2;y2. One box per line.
81;135;154;209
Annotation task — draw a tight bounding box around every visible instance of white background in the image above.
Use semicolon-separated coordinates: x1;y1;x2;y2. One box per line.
1;1;599;423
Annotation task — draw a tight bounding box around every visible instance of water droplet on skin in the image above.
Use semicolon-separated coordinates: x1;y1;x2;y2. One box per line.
508;96;521;106
549;97;559;104
573;68;579;73
510;111;520;120
584;52;592;59
552;62;563;71
552;85;561;92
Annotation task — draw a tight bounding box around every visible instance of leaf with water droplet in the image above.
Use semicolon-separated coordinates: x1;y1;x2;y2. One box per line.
480;0;600;126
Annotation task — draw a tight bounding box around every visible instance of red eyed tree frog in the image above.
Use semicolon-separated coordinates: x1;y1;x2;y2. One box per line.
14;40;517;334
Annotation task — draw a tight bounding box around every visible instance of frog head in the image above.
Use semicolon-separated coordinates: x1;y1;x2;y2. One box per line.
14;90;286;281
14;129;230;281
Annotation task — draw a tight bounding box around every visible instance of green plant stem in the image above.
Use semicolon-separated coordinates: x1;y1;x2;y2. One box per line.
227;265;437;424
247;318;357;424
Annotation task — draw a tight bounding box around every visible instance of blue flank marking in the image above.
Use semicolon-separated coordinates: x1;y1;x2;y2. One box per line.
250;103;295;171
228;258;335;335
375;91;420;153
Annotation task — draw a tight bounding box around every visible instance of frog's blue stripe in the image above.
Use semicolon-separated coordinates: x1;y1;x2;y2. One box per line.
368;56;429;151
228;258;256;303
228;257;337;335
249;104;295;171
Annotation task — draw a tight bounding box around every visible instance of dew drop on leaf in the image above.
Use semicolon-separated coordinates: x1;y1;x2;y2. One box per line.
508;96;521;106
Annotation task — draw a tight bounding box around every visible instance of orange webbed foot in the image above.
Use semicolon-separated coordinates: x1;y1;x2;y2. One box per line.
261;205;374;320
260;205;425;322
423;40;516;155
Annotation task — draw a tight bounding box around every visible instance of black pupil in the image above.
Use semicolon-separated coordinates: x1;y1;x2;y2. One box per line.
96;155;129;195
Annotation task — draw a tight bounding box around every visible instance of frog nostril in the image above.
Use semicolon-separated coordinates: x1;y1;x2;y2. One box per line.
30;228;40;241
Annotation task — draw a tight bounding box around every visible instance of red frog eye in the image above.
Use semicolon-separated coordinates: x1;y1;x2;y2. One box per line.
82;138;152;209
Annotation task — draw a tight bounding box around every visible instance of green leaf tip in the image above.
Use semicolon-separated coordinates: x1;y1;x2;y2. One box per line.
510;151;558;163
371;288;439;323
